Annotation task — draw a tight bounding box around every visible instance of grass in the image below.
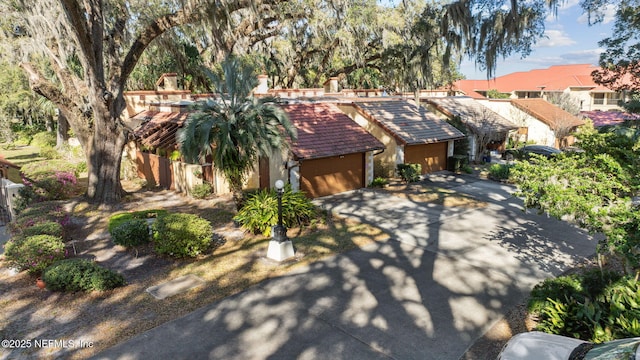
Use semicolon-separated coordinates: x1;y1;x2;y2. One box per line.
0;145;46;167
0;187;390;359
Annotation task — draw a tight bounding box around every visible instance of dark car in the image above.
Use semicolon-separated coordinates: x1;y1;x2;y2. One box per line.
502;145;561;161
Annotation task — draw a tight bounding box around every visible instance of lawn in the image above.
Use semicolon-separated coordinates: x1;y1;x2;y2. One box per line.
0;182;389;359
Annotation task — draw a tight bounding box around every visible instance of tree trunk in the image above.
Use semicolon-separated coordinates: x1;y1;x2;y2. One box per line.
56;112;70;148
85;107;127;205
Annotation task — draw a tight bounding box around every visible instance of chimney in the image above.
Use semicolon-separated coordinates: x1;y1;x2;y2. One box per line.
254;74;269;95
324;77;339;93
156;73;178;91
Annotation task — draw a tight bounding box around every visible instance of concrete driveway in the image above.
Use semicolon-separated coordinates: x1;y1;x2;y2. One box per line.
93;175;597;360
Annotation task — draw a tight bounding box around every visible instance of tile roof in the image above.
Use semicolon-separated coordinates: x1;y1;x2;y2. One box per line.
131;110;190;149
580;111;640;127
511;99;585;130
353;100;466;145
283;103;384;160
426;96;518;134
0;156;20;169
454;64;615;98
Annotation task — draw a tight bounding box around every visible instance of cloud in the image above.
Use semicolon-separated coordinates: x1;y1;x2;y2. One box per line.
536;29;576;48
577;4;617;24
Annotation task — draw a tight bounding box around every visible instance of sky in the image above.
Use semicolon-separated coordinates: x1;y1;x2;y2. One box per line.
458;0;618;79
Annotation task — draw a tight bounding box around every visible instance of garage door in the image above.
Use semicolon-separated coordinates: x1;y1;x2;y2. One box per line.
404;142;447;174
300;153;364;198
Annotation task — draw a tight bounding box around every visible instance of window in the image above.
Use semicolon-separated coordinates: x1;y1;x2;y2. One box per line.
593;93;605;105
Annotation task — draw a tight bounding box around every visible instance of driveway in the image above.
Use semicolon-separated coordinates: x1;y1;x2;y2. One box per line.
93;175;597;360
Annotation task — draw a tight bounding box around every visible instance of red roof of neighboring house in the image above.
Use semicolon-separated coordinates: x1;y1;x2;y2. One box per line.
581;111;640;127
454;64;615;98
0;156;20;169
132;110;190;149
511;99;585;130
283;103;384;160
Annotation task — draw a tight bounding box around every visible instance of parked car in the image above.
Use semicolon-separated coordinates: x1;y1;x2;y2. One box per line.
502;145;562;161
498;331;640;360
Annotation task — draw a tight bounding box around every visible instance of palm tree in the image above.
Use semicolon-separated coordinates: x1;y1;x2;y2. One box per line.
178;57;297;209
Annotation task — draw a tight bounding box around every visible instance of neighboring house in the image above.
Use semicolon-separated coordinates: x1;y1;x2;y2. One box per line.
425;96;518;161
339;99;465;177
485;99;585;148
580;111;640;128
283;102;384;198
453;64;632;112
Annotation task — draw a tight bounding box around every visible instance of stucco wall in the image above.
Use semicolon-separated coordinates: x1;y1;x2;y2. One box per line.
338;104;398;177
482;100;555;146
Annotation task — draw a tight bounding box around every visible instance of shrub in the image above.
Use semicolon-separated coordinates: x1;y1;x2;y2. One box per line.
108;209;168;233
21;160;78;181
110;219;150;247
191;183;213;199
234;185;317;236
42;259;126;292
10;201;70;234
39;146;62;160
31;131;57;148
397;163;422;183
488;163;513;181
17;221;65;239
369;177;389;188
461;164;474;174
528;270;640;343
4;234;66;274
152;213;213;257
76;161;87;174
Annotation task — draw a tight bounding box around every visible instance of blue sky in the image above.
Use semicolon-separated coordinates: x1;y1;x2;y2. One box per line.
458;0;617;79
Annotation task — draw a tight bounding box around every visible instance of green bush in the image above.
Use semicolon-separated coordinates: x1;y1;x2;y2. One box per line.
16;221;65;239
369;177;389;188
528;270;640;343
21;160;78;181
461;164;473;174
488;163;513;181
110;219;150;247
76;161;87;174
108;209;168;233
39;145;61;159
191;183;213;199
397;163;422;183
4;234;66;274
9;201;70;234
448;155;468;172
152;213;213;257
234;185;317;236
31;131;57;148
42;259;126;292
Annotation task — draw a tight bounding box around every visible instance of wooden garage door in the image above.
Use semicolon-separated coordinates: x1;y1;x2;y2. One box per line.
404;142;447;174
300;153;364;198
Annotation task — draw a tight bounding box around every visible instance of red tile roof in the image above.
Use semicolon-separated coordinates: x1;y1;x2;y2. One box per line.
283;103;384;160
580;111;640;127
132;110;190;149
454;64;615;98
0;156;20;169
511;99;585;130
353;100;466;145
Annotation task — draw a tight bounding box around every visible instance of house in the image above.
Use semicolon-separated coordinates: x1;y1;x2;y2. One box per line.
453;64;632;112
127;97;385;198
283;102;384;198
484;99;585;148
425;96;518;161
338;99;465;177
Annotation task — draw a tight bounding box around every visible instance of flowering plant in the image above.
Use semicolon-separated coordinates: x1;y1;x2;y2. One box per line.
3;234;66;274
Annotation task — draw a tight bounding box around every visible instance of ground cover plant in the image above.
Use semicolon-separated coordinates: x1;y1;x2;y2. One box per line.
528;269;640;343
42;259;126;292
233;185;317;236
